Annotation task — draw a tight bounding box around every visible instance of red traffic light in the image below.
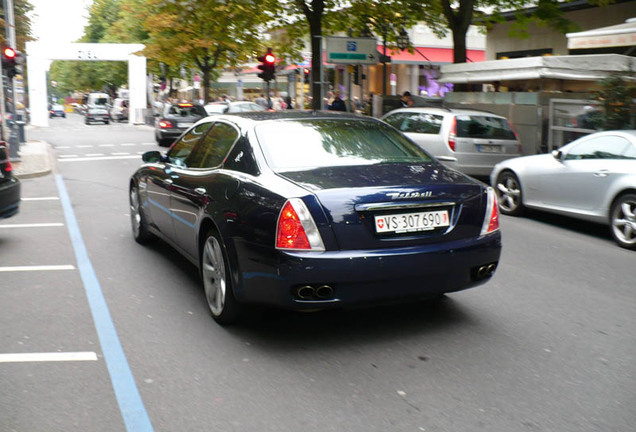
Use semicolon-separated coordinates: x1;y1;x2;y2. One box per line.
3;47;16;59
264;53;275;64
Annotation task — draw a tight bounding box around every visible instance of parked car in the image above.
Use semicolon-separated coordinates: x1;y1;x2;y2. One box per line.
204;101;266;115
130;111;502;325
110;98;129;122
0;141;20;219
380;95;443;115
49;104;66;118
155;102;208;147
491;130;636;250
383;107;522;178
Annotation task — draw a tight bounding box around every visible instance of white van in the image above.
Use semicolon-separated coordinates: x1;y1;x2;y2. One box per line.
110;98;129;122
85;93;112;125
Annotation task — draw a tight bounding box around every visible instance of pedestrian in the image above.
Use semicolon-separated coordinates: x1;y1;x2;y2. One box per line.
401;91;414;107
254;93;268;108
285;96;293;109
328;92;347;112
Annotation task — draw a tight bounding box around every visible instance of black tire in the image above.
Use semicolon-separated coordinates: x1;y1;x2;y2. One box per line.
85;119;90;125
105;120;110;125
495;171;524;216
201;230;243;324
610;193;636;250
129;182;154;244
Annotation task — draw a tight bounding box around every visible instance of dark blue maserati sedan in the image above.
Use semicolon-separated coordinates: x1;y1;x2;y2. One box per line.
0;142;20;219
130;111;501;324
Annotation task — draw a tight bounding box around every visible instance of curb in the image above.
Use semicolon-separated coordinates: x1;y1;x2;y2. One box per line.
13;140;53;179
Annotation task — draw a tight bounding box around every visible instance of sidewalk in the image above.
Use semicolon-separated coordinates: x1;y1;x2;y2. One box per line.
12;140;52;179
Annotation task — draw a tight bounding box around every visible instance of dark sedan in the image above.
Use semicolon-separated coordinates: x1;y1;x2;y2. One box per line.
0;142;20;218
130;112;501;324
155;102;208;147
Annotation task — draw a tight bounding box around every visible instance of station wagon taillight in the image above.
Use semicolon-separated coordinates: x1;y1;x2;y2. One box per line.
447;116;457;152
276;199;325;251
159;120;173;129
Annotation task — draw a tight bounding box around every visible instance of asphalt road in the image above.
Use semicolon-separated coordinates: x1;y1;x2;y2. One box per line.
1;112;634;432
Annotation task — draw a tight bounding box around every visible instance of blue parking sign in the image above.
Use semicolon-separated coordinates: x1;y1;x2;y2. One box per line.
347;41;357;52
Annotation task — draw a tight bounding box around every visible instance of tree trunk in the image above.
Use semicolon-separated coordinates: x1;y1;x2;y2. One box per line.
202;67;212;104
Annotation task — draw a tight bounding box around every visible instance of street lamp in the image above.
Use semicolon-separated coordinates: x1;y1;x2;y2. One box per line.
397;28;410;51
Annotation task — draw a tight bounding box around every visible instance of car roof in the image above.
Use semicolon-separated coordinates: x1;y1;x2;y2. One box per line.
202;110;372;125
383;107;503;118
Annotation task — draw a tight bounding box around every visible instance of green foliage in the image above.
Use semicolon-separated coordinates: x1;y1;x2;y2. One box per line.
0;0;34;50
594;74;636;130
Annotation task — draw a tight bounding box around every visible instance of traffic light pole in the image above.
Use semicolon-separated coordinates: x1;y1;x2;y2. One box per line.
2;0;19;161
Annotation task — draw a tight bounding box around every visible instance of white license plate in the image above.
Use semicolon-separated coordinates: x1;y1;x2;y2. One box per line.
178;122;193;128
479;145;502;153
374;210;450;234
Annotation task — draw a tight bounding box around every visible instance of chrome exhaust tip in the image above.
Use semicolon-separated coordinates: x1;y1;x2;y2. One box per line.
315;285;334;299
297;285;316;300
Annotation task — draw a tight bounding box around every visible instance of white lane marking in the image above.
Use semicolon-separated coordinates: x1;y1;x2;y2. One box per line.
58;155;140;162
59;154;79;158
0;264;75;272
99;144;116;147
112;152;131;156
0;223;64;228
21;197;60;201
56;146;71;149
121;143;135;146
77;145;94;148
86;153;105;157
0;352;98;363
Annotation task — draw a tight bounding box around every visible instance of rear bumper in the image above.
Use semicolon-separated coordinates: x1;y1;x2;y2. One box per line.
156;128;185;140
232;232;501;310
0;177;20;218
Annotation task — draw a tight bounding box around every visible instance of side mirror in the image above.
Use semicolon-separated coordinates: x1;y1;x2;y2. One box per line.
142;150;163;163
552;150;563;161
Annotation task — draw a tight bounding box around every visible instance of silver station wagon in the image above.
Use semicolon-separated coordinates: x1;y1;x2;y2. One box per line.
383;107;522;177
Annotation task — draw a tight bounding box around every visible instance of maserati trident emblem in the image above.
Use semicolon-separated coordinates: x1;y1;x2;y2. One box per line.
386;191;433;199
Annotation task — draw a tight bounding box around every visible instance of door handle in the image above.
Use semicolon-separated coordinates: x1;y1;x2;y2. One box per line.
194;187;207;195
163;178;173;185
594;169;609;178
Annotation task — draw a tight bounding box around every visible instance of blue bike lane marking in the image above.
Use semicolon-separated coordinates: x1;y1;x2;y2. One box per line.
56;174;154;432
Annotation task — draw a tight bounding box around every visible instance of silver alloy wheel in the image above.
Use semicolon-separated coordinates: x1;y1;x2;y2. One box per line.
496;172;522;214
611;195;636;248
130;186;141;238
202;235;226;317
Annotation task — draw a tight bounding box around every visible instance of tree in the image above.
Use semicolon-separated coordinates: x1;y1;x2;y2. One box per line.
141;0;276;104
595;74;636;130
0;0;34;50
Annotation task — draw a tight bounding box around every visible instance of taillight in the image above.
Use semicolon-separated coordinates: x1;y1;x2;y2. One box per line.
275;198;325;251
447;116;457;152
159;120;173;129
507;120;522;154
481;187;500;235
4;159;12;173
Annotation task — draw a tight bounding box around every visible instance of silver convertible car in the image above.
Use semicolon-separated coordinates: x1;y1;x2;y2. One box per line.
491;130;636;250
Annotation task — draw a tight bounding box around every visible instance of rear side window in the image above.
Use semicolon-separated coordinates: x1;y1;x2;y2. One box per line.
167;104;207;117
456;116;516;140
384;112;443;134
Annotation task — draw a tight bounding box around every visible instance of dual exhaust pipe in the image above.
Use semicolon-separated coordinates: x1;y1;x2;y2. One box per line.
296;285;334;301
472;262;498;281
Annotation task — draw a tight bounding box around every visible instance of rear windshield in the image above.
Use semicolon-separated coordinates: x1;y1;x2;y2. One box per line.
167;104;207;117
255;119;434;171
456;115;516;140
384;112;443;134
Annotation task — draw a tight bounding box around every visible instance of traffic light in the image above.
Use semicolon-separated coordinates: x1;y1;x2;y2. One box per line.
2;47;17;78
303;68;310;84
257;48;276;82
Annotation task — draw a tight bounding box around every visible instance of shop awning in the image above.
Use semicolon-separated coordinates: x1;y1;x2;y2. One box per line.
376;45;485;64
567;18;636;50
439;54;636;83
